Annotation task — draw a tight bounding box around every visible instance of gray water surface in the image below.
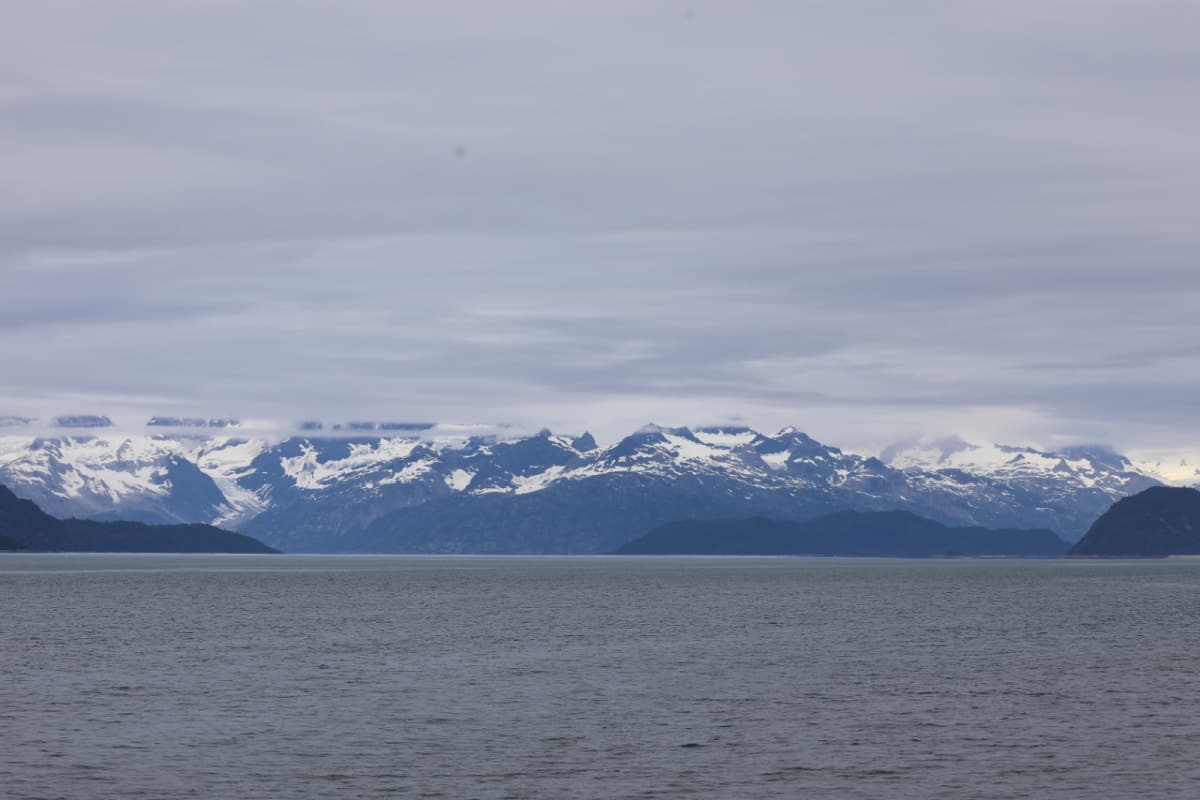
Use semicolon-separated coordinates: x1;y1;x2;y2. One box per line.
3;555;1199;799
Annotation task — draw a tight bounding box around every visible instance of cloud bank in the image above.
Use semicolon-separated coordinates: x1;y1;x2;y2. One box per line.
3;1;1199;456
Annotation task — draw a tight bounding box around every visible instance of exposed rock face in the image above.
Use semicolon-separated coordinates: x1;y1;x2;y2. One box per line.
1070;487;1200;557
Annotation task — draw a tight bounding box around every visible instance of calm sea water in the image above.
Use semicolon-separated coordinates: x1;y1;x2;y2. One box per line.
2;555;1199;799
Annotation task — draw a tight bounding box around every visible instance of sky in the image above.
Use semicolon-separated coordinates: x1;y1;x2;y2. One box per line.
2;1;1199;458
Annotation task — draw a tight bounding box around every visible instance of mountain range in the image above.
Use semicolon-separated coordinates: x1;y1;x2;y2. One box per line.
0;418;1185;553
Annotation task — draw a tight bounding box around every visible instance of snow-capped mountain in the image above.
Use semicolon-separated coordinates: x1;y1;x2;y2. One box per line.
0;435;230;524
1132;456;1200;488
0;419;1176;552
880;436;1157;497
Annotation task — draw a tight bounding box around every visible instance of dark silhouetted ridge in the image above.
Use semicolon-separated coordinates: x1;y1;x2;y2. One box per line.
615;510;1068;557
1070;486;1200;557
0;484;278;553
0;531;28;550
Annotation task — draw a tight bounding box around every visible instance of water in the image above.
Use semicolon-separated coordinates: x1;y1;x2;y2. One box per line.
3;555;1199;799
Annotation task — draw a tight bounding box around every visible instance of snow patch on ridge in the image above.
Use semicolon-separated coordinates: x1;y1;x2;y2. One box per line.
1133;456;1200;487
281;438;421;489
378;458;435;486
760;450;789;470
186;437;272;526
880;436;1158;497
445;469;474;491
511;465;566;495
662;433;720;462
693;429;757;448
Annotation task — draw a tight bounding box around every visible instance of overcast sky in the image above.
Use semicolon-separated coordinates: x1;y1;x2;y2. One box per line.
2;1;1199;456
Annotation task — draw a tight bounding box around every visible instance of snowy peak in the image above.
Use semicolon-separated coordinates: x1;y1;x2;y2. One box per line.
598;425;738;473
228;427;598;502
1056;445;1132;472
880;436;1157;494
0;434;228;523
275;437;425;491
453;431;584;493
760;427;841;456
571;432;598;452
1130;456;1200;488
751;429;857;483
693;426;761;448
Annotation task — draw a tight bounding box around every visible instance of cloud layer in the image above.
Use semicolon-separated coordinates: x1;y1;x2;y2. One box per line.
3;1;1199;455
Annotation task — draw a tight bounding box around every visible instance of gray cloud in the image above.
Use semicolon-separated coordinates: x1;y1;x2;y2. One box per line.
2;0;1199;457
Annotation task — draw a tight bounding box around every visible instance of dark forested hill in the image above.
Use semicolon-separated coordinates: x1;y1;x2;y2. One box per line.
0;531;28;550
615;510;1069;557
1070;486;1200;557
0;485;278;553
